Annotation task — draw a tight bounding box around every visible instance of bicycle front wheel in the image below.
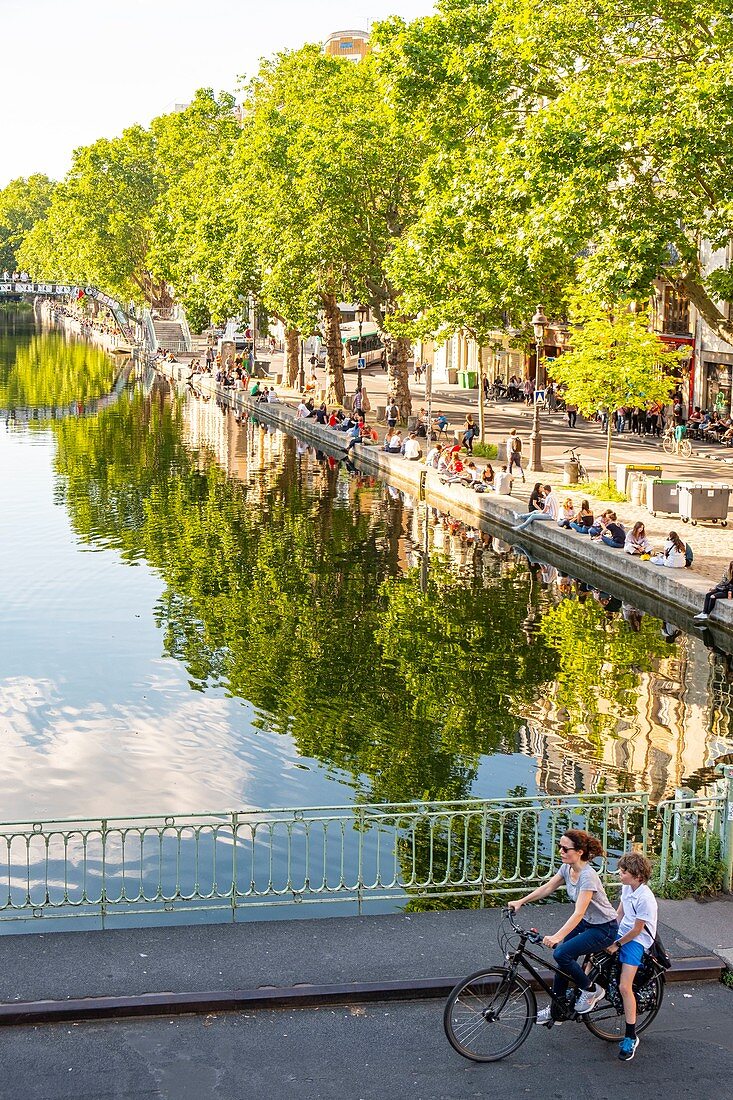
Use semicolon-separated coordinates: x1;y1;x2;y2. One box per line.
443;967;536;1062
583;973;664;1042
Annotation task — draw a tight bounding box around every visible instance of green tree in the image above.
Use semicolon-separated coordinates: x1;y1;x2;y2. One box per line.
0;175;55;272
148;89;255;330
242;46;424;412
18;127;163;305
549;301;684;482
377;1;733;349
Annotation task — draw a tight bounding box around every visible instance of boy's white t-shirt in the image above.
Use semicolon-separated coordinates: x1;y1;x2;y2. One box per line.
618;883;657;949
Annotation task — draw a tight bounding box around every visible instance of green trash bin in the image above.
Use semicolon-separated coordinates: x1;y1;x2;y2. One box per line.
465;370;478;388
457;370;469;389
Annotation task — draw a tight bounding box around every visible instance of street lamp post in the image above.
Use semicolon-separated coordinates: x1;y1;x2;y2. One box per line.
529;305;548;472
356;304;368;391
298;338;305;392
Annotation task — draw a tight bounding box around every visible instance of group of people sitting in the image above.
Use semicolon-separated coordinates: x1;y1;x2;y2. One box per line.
687;407;733;445
513;484;694;567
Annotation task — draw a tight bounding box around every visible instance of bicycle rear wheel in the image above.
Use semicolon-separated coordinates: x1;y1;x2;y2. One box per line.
583;973;664;1041
663;435;675;454
679;438;692;457
443;967;536;1062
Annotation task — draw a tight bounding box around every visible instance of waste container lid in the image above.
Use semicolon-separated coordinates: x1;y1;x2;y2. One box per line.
648;478;680;484
677;482;732;490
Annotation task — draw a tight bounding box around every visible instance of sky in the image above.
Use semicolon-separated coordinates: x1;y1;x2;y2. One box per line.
0;0;434;188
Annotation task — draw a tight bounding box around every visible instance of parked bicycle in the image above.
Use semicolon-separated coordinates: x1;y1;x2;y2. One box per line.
562;447;589;483
443;908;666;1062
662;424;692;458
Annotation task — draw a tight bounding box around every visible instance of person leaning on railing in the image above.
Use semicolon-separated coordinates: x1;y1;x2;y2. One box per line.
508;828;618;1023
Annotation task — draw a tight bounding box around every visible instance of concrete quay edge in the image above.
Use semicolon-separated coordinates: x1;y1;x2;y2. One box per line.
168;367;733;639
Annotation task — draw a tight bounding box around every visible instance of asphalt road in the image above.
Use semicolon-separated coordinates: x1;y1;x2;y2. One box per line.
4;980;730;1100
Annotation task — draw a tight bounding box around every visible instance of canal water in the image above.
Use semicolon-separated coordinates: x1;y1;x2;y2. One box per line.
2;316;732;824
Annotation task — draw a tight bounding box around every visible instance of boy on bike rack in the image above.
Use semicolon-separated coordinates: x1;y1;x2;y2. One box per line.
606;852;658;1062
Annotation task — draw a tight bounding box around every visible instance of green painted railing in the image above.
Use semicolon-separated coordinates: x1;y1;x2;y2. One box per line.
0;794;652;929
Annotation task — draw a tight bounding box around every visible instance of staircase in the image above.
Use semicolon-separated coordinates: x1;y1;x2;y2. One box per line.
152;319;188;354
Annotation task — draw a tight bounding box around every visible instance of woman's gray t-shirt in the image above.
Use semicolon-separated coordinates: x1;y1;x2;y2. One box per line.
558;863;617;924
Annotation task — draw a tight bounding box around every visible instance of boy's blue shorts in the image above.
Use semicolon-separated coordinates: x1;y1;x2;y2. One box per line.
617;940;645;967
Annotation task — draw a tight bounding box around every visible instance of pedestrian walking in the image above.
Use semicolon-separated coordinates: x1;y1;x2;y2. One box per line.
566;401;577;429
506;428;525;482
462;414;477;454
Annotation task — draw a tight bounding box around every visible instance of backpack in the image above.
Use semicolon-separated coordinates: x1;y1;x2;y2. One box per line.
647;927;672;970
511;436;522;453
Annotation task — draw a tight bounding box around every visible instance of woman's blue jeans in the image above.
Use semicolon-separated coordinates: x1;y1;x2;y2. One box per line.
552;918;618;997
601;534;624;548
569;521;590;534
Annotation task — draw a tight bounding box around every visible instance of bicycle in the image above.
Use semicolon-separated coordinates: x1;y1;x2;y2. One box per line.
443;908;666;1062
562;447;589;483
662;424;692;458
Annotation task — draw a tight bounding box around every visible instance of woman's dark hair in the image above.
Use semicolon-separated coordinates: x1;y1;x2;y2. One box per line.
531;482;542;495
562;828;605;861
667;531;685;555
581;499;590;512
726;561;733;582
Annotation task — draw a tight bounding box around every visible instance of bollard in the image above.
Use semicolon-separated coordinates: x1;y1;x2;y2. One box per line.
563;461;579;485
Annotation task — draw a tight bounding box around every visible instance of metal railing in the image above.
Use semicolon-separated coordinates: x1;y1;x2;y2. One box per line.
0;794;650;930
656;790;728;888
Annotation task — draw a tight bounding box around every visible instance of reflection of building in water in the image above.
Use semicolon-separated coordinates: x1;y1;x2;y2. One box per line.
399;493;733;801
519;627;733;801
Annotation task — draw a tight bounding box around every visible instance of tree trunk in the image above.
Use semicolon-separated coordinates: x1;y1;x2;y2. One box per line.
606;417;612;486
680;271;733;346
285;326;299;388
478;343;487;443
384;333;412;420
322;292;345;406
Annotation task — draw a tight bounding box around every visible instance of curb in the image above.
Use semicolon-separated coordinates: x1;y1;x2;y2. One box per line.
0;955;723;1027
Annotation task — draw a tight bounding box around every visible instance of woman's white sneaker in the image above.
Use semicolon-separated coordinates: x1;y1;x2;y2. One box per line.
574;983;604;1013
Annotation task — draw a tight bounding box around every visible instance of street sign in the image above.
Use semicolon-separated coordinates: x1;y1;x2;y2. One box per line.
358;356;366;368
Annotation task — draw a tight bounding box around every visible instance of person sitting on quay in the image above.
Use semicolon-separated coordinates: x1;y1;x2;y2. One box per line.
591;511;626;548
587;508;616;539
313;401;327;423
651;530;687;568
387;429;403;453
439;448;465;484
526;482;545;512
345;416;366;453
694;561;733;622
463;460;483;487
624;521;653;557
569;499;594;533
425;442;443;468
481;464;495;489
513;484;559;530
494;464;513;496
557;497;575;529
401;431;422;461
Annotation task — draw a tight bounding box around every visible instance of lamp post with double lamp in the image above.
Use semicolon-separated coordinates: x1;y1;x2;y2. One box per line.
356;304;369;391
528;305;548;471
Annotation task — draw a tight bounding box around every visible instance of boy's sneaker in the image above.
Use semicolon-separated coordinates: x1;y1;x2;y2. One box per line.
618;1036;639;1061
536;1005;551;1024
574;983;604;1014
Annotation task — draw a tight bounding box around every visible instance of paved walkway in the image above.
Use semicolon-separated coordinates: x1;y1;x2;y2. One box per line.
0;901;727;1007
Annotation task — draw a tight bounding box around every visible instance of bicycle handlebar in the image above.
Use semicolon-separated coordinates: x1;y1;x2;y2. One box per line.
502;906;544;945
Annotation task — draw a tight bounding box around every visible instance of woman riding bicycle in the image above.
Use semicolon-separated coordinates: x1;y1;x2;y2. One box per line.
508;829;618;1022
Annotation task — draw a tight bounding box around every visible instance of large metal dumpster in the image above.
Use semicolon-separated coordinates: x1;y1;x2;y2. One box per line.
678;482;731;526
646;479;681;517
